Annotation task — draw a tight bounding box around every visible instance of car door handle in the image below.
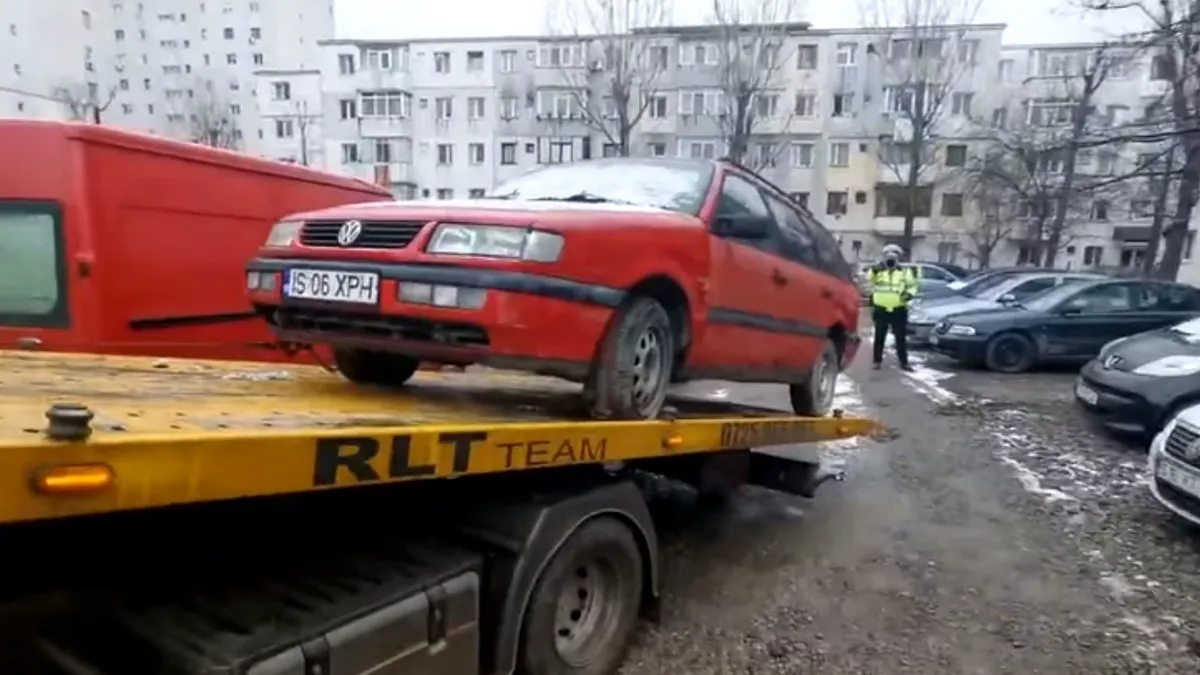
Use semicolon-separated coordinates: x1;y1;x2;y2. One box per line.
771;269;788;286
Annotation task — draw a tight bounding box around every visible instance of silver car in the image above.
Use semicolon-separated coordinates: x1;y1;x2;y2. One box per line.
908;272;1105;345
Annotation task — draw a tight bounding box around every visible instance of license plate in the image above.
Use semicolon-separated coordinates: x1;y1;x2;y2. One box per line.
285;269;379;304
1157;456;1200;499
1075;382;1099;406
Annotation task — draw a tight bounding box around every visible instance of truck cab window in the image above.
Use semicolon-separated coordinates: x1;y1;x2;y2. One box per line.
0;203;68;327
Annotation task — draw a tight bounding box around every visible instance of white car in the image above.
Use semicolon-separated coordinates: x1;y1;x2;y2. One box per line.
1148;402;1200;526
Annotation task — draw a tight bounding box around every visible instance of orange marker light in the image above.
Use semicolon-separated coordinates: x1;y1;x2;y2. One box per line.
663;433;684;449
33;464;115;494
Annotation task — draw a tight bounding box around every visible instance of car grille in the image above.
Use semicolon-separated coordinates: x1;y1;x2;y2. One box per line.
300;220;428;249
1164;421;1200;467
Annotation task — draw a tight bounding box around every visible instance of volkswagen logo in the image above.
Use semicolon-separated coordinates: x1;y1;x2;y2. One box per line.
337;220;363;246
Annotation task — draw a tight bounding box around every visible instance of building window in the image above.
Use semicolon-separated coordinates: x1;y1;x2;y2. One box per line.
826;191;848;215
796;44;817;69
538;138;576;164
272;82;290;100
646;94;668;118
791;143;813;168
274;119;294;138
469;142;485;164
115;29;125;41
602;143;621;158
1083;246;1104;265
499;50;516;73
469;188;486;198
339;99;357;119
940;193;964;216
793;92;816;117
1091;199;1109;221
829;142;849;167
944;144;967;167
435;96;453;120
467;51;484;71
789;192;809;208
434;51;451;73
1130;199;1154;219
684;140;716;160
951;92;973;116
647;142;667;157
252;53;263;65
468;96;485;119
361;91;411;118
226;53;237;65
500;142;517;165
367;49;392;71
338;54;355;74
373;140;393;163
223;27;234;39
341;143;359;163
437;143;454;165
755;143;776;167
499;96;519;120
436;189;454;200
832;93;853;117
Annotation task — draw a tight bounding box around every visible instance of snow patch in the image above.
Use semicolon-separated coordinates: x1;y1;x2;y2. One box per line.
820;375;870;467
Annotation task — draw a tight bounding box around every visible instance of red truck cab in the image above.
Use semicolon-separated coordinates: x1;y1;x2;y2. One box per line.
0;121;390;362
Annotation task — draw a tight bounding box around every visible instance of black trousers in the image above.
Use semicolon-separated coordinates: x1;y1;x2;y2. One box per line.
872;305;909;367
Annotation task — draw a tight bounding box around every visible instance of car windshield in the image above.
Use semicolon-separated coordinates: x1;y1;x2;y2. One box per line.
488;159;714;215
960;273;1014;297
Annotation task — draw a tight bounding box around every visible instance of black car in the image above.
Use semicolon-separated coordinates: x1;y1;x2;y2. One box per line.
928;278;1200;374
1076;314;1200;437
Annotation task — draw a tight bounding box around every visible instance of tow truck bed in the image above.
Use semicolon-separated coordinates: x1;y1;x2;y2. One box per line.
0;351;874;525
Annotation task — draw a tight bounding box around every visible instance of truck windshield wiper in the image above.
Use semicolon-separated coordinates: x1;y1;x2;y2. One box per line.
529;192;628;205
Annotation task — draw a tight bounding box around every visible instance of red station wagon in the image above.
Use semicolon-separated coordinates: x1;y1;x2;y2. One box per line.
247;158;861;419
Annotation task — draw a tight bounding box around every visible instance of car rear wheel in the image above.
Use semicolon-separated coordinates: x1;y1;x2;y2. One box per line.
790;340;839;416
984;332;1036;373
333;348;420;386
586;296;675;420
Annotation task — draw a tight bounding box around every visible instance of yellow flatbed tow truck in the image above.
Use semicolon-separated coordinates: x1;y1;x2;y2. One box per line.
0;350;877;675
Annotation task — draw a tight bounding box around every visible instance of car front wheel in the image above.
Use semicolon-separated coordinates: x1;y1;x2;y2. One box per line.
586;296;675;420
983;332;1036;373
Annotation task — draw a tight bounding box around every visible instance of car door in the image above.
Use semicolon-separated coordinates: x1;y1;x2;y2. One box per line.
1042;282;1138;358
701;172;794;372
1141;282;1200;329
761;191;832;370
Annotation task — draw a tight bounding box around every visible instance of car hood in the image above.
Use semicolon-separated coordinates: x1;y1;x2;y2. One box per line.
283;198;700;229
936;305;1039;326
1106;327;1200;371
913;298;999;321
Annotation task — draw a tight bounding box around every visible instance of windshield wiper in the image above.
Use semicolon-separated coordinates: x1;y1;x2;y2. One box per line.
528;192;631;205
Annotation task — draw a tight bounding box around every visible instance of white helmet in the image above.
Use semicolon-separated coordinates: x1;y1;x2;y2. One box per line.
882;244;903;258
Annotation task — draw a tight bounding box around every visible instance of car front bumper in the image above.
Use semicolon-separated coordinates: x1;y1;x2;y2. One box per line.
1148;419;1200;527
1074;359;1185;436
927;331;988;363
908;323;935;345
246;258;619;375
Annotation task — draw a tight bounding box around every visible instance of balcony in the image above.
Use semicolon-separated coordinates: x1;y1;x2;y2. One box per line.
341;67;412;93
356;116;414;138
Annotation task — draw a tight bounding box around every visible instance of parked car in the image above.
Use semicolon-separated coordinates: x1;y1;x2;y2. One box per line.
927;278;1200;373
908;272;1105;345
917;267;1043;302
915;277;951;298
247;157;862;420
916;261;969;279
1076;310;1200;438
1147;402;1200;526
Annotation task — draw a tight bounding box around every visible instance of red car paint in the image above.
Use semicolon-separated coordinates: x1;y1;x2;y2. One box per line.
0;120;391;362
247;159;860;383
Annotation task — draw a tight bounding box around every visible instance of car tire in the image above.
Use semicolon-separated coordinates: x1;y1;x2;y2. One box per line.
517;517;643;675
587;295;675;420
983;332;1036;374
789;340;839;416
332;348;420;386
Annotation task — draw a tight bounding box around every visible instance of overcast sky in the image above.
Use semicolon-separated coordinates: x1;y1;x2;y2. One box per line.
334;0;1127;45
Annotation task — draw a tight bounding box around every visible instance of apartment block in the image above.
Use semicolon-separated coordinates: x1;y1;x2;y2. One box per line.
1;0;334;153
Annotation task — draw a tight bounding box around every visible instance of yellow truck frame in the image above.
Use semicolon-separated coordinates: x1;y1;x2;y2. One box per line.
0;351;878;675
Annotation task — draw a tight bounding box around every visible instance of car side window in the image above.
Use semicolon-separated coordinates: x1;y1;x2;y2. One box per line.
803;214;852;279
1061;283;1134;314
921;265;954;282
762;194;818;266
1009;277;1057;298
714;174;781;252
1149;284;1200;312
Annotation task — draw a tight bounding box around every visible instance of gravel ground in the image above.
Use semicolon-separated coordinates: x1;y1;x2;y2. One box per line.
621;346;1200;675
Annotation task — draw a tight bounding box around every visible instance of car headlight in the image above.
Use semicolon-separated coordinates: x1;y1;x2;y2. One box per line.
427;224;564;262
946;324;976;336
1132;355;1200;377
265;220;302;247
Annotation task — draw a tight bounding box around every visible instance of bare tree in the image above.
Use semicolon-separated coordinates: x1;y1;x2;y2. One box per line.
858;0;982;258
547;0;673;156
52;81;117;124
184;87;241;149
1080;0;1200;279
959;155;1016;267
289;100;319;166
707;0;804;170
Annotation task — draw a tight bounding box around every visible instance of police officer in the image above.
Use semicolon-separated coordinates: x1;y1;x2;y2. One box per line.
869;244;919;371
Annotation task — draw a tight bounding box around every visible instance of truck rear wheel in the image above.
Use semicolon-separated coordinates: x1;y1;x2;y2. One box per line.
332;348;419;387
518;517;643;675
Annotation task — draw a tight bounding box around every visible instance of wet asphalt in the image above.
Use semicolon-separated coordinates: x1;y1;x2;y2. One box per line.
622;347;1200;674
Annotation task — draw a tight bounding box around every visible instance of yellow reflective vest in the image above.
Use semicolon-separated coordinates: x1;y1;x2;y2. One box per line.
869;265;919;310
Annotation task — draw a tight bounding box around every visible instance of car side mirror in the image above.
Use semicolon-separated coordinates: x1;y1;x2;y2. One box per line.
713;214;771;239
998;293;1016;304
